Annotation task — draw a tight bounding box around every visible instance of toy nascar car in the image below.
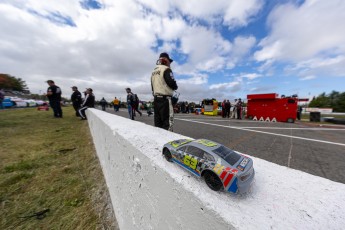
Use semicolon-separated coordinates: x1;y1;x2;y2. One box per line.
163;139;255;194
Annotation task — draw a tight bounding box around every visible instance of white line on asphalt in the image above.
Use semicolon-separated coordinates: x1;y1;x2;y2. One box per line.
182;119;345;131
175;118;345;147
241;127;345;130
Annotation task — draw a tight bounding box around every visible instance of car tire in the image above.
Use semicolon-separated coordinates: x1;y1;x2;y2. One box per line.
204;171;223;191
163;148;173;162
287;118;294;123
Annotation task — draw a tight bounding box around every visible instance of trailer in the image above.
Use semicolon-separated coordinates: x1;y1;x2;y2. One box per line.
246;93;308;123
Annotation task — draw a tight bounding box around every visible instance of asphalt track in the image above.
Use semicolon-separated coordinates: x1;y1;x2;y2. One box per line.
104;108;345;184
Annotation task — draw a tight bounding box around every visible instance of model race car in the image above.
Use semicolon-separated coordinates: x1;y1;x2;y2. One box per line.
163;139;255;194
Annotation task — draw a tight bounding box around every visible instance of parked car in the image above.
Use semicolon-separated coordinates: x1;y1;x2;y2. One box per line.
162;139;255;194
2;97;15;108
10;97;28;107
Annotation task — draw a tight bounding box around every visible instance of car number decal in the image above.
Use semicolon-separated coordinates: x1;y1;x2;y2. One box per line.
183;155;198;170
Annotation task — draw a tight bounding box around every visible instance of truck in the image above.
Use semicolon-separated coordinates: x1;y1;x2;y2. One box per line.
246;93;308;123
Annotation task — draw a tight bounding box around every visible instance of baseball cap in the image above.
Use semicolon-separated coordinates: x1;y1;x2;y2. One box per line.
125;88;131;91
159;52;173;63
71;86;77;89
46;80;54;83
86;88;93;92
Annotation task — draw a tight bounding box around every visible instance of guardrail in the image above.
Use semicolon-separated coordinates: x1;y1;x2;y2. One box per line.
86;109;345;230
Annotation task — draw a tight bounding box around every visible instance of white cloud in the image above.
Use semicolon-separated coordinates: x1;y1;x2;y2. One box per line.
299;75;316;81
223;0;263;28
255;0;345;63
209;81;240;90
241;73;262;80
0;0;265;102
178;74;208;85
172;0;263;29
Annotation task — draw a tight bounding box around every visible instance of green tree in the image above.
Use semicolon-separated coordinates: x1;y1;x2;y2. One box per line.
334;92;345;112
0;73;29;92
309;91;345;112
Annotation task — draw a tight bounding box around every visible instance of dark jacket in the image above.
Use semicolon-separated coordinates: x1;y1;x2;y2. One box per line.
71;90;82;106
82;93;95;107
47;85;62;101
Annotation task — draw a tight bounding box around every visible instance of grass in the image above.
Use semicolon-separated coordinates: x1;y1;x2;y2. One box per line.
0;107;117;229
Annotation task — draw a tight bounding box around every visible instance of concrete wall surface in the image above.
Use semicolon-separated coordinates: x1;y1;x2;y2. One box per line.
86;109;345;230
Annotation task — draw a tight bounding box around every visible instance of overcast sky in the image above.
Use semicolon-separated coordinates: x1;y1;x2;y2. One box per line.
1;0;344;102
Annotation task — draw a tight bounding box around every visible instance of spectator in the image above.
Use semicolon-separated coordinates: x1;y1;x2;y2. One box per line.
79;88;95;120
237;98;243;119
231;99;237;119
181;101;186;113
185;102;189;114
151;52;178;131
100;97;107;111
225;100;231;118
71;86;82;117
113;97;120;112
297;106;303;120
125;88;135;120
46;80;63;118
132;93;142;116
221;100;226;118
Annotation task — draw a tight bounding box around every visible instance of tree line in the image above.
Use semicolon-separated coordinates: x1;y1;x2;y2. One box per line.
0;73;29;92
309;91;345;112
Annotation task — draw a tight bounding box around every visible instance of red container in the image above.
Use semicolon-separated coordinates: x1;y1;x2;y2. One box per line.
246;93;307;123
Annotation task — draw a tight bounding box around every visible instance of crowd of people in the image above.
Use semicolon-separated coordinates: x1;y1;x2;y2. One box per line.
221;98;244;119
43;52;248;132
45;80;95;120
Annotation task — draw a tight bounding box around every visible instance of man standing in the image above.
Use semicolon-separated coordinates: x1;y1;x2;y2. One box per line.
237;98;243;119
132;93;142;117
231;99;237;119
100;97;107;111
151;52;178;131
79;88;95;120
225;100;231;118
221;99;226;118
125;88;135;120
46;80;62;118
71;86;82;117
113;97;120;112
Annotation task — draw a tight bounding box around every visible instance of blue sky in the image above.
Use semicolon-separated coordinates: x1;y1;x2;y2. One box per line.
0;0;344;102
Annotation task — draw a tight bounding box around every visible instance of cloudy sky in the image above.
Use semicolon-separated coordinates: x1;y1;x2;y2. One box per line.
1;0;344;102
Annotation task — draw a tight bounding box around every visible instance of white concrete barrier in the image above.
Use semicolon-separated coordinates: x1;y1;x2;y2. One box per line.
86;109;345;230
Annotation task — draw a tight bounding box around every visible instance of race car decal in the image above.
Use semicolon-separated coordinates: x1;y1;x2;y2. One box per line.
172;158;200;177
223;169;238;188
169;139;193;148
196;139;218;147
213;164;224;175
237;157;249;171
183;155;198;170
220;167;231;180
228;178;238;193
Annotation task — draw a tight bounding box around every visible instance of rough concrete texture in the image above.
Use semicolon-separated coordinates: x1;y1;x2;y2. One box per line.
86;109;345;230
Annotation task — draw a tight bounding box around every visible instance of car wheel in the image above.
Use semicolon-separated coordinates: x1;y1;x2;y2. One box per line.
287;118;294;123
163;148;173;162
204;171;223;191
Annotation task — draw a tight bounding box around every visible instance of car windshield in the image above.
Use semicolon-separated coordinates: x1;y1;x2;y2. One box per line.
212;146;241;165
